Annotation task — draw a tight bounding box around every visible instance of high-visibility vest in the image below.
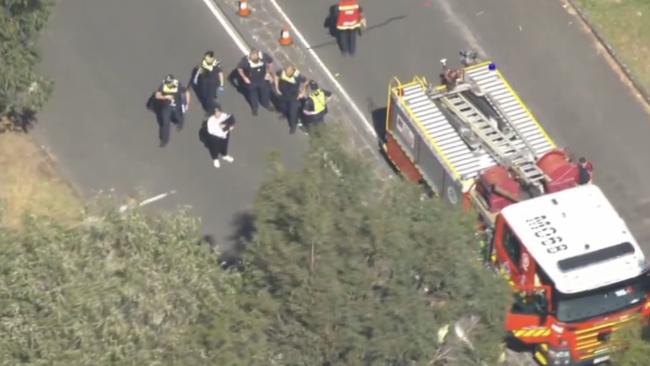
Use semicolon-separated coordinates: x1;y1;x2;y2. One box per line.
336;0;361;30
162;80;179;95
305;90;326;115
201;57;219;72
280;69;300;84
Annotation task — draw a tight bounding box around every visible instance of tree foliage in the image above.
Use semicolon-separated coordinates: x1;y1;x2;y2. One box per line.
610;322;650;366
241;127;511;366
0;208;269;365
0;0;54;122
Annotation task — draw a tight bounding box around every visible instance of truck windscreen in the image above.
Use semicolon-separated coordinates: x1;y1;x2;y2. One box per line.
554;273;648;323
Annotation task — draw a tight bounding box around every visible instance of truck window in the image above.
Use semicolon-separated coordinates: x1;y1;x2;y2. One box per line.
511;291;548;315
503;225;521;266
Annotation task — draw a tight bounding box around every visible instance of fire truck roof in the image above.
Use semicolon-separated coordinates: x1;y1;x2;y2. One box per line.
501;184;647;294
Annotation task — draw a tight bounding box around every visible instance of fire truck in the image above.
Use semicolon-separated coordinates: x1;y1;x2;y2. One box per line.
383;59;650;365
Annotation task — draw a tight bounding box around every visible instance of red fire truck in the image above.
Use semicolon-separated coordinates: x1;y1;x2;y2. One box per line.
383;59;650;365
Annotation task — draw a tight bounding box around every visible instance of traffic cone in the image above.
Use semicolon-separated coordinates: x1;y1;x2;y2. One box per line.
238;0;251;17
279;26;293;46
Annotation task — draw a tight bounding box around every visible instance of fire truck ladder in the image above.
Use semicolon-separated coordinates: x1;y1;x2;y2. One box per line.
430;83;548;194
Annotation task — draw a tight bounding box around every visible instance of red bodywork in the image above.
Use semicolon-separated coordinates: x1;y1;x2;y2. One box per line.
383;126;650;363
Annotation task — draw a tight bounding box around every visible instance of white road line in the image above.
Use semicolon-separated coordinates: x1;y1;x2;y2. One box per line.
200;0;376;137
267;0;377;138
200;0;250;54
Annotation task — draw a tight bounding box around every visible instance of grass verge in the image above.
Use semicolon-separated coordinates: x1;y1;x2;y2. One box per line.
573;0;650;95
0;132;83;229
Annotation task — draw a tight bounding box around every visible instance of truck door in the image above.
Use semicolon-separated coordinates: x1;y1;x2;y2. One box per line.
506;288;550;340
494;217;523;285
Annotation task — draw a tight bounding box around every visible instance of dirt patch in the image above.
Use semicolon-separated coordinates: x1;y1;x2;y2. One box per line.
0;132;82;229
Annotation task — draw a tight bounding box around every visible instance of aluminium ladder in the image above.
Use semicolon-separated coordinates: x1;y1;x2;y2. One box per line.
430;83;548;194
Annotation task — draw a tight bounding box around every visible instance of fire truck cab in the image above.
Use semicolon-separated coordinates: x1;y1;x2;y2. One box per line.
496;184;650;365
382;59;650;365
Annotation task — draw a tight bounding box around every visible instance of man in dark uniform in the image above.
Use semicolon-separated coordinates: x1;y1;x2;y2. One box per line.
577;157;593;185
237;49;275;116
274;65;306;134
152;74;191;147
301;80;332;128
193;51;224;114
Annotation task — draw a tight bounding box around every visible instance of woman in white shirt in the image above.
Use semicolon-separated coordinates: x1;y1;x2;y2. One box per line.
200;104;236;168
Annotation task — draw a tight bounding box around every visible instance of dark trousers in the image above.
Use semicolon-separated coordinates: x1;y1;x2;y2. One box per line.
157;105;184;146
279;96;301;132
337;29;357;55
207;135;229;159
197;77;218;113
246;82;271;114
301;111;325;125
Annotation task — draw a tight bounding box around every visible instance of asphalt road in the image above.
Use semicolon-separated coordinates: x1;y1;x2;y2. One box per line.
37;0;650;252
36;0;308;248
274;0;650;247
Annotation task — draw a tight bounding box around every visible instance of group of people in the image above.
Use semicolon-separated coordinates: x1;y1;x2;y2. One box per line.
235;49;333;134
147;48;333;169
145;0;367;169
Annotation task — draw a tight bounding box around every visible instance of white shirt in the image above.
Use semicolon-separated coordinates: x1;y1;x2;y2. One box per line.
207;113;231;138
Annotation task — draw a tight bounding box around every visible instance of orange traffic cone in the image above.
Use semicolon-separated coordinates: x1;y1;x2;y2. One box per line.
279;26;293;46
238;0;251;17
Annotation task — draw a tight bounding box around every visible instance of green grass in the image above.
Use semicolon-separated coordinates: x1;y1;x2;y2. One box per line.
574;0;650;93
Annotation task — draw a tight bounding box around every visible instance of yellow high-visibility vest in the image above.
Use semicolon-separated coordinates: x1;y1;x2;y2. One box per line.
308;90;326;114
162;81;179;94
201;57;218;72
280;70;300;84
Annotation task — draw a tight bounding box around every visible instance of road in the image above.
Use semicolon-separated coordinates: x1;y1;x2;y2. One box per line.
37;0;650;251
37;0;308;250
271;0;650;247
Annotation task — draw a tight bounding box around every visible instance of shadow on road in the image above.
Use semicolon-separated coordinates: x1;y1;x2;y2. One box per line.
310;7;407;51
371;107;387;143
217;211;257;271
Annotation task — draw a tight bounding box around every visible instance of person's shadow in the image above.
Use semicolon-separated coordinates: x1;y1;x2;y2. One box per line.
323;5;338;38
145;89;165;142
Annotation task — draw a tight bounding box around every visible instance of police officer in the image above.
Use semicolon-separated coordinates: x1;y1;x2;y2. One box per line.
275;65;306;134
153;74;191;147
301;80;332;127
193;51;224;114
236;49;275;116
334;0;365;55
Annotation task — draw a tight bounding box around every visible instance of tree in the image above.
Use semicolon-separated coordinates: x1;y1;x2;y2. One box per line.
0;0;54;128
610;322;650;366
0;206;270;365
241;126;511;366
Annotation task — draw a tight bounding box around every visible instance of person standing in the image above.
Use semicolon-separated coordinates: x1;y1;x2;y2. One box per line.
334;0;365;56
200;104;236;169
237;49;275;116
275;65;306;134
301;80;332;128
152;74;191;147
193;51;224;114
577;157;593;185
